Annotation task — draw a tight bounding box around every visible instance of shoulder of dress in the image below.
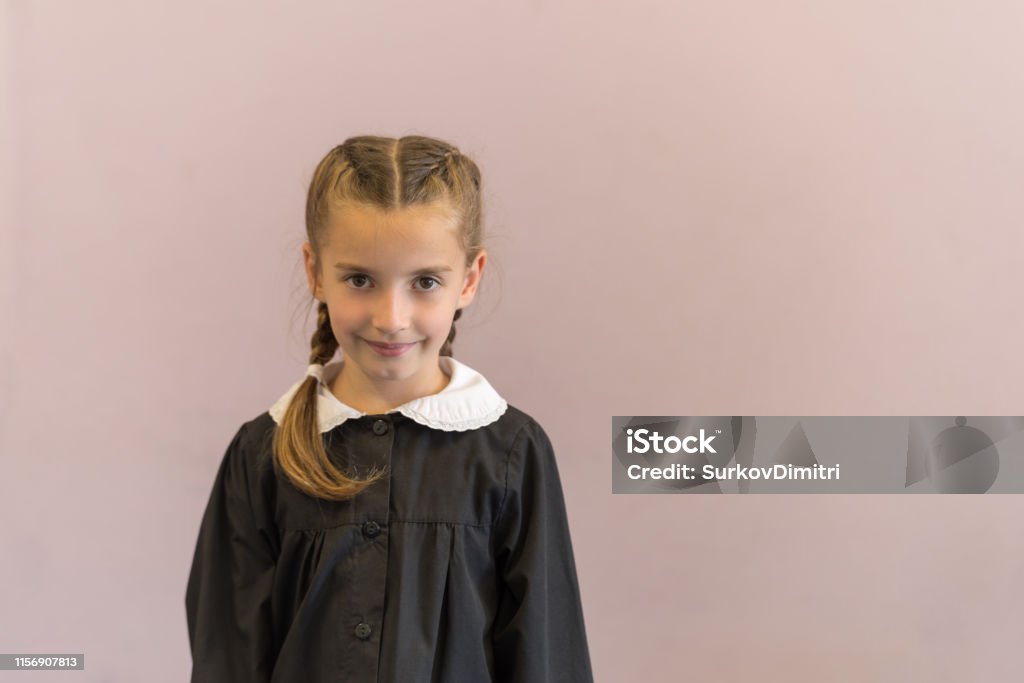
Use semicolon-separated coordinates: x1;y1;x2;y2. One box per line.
226;411;278;473
238;410;276;441
471;403;556;456
503;403;553;431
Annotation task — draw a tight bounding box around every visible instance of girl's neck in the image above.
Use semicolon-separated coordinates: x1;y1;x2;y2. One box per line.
329;360;451;415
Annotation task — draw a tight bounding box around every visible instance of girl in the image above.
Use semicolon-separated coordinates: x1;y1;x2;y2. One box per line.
185;135;594;682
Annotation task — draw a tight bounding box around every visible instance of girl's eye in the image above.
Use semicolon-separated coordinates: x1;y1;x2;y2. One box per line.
346;274;371;289
415;277;441;291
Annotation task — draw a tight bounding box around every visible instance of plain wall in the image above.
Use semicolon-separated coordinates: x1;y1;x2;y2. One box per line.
2;1;1023;681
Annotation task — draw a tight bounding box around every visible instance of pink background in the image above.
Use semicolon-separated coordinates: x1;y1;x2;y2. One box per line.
3;1;1023;681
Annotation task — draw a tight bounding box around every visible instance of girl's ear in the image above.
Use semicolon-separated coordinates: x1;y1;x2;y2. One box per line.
302;242;323;302
457;249;487;309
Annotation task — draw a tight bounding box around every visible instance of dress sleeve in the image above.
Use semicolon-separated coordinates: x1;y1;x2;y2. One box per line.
491;419;595;683
185;425;277;682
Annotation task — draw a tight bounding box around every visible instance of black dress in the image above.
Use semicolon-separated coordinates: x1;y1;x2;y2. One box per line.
185;358;594;682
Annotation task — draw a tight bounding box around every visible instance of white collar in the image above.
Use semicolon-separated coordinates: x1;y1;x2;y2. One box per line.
269;355;508;433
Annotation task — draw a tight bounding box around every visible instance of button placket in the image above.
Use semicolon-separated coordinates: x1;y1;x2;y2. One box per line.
337;416;392;678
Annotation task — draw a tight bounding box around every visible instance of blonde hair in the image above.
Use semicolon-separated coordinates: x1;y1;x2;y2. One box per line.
273;135;485;502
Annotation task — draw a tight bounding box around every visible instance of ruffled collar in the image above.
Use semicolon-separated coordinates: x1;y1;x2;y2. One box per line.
269;355;508;433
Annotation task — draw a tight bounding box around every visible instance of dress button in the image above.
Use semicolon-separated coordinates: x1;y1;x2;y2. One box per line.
372;419;389;435
354;622;372;640
363;521;381;538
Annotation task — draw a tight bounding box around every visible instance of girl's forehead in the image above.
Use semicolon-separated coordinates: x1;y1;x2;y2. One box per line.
323;203;463;265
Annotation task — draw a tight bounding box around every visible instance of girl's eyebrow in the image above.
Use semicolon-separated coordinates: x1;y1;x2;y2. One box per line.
333;262;453;276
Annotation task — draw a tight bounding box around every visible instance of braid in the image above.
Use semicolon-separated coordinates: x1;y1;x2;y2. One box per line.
431;147;465;359
439;308;462;357
427;148;460;178
271;296;386;503
310;301;339;365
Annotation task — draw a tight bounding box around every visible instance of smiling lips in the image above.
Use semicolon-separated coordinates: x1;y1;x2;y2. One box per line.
364;339;418;357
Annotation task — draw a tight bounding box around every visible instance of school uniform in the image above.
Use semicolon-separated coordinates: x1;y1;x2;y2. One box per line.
185;355;594;682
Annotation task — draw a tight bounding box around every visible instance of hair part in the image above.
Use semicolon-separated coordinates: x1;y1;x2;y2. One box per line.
273;135;486;502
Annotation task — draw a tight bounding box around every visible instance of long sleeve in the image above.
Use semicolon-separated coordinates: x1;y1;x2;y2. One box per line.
185;425;278;682
491;419;595;683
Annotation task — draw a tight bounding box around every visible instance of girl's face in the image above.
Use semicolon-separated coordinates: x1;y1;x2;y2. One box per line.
303;201;485;397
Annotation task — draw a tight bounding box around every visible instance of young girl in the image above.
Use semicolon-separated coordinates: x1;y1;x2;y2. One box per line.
185;135;594;682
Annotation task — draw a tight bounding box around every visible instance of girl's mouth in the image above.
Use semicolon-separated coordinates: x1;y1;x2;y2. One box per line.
364;339;418;357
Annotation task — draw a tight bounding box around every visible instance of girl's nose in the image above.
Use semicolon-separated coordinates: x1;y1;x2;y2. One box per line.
372;289;410;335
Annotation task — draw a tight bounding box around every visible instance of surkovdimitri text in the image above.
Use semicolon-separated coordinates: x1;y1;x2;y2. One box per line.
627;463;841;481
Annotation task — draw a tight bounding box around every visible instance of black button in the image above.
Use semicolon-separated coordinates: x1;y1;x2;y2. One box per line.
363;521;381;538
354;622;372;640
372;419;389;435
